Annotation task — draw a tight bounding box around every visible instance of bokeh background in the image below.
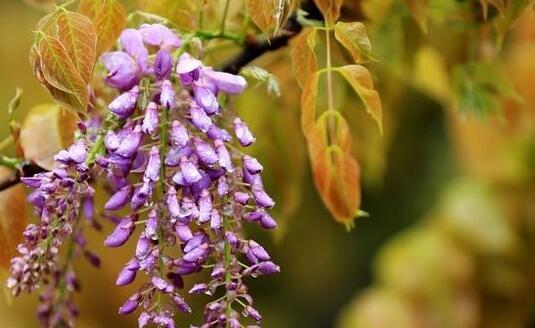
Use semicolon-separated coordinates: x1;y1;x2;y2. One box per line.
1;0;535;327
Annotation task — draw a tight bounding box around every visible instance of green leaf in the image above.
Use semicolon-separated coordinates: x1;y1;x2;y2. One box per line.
78;0;127;55
336;65;383;133
334;21;375;63
291;27;318;88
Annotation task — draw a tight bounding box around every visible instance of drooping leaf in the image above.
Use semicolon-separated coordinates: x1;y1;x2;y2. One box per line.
78;0;127;55
307;111;362;228
313;0;344;24
19;104;77;170
336;65;383;133
246;0;277;34
0;167;27;270
404;0;428;33
334;21;374;63
55;10;97;82
291;27;318;88
37;33;89;113
300;71;319;135
246;0;295;35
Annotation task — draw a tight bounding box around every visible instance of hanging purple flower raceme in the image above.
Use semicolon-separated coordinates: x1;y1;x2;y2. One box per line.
7;139;101;327
97;24;279;327
7;22;278;328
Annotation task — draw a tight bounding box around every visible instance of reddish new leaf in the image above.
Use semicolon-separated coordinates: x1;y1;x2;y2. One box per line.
56;10;97;82
0;167;27;269
38;33;89;113
307;112;362;228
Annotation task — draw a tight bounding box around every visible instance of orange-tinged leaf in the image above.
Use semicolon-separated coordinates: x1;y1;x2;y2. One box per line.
404;0;428;33
291;27;318;88
78;0;127;55
313;0;343;24
19;104;77;170
307;112;362;227
336;65;383;133
301;72;319;136
56;10;97;82
334;21;374;63
137;0;197;31
38;34;89;113
246;0;295;35
246;0;277;34
0;167;27;269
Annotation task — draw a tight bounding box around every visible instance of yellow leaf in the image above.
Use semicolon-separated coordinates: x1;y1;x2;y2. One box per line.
291;27;318;88
19;104;77;170
334;21;374;63
336;65;383;133
0;167;27;270
307;112;362;227
78;0;127;55
412;46;451;104
313;0;344;24
56;10;97;83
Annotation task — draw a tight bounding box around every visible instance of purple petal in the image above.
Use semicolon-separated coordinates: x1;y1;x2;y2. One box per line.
142;102;159;135
190;103;212;132
139;23;181;49
169;120;190;147
116;125;142;158
176;53;201;85
104;185;131;211
204;69;247;94
233;117;255;146
108;86;140;119
120;29;148;71
144;147;160;182
243;155;263;174
160;79;175;109
105;218;135;247
154;49;173;80
101;51;141;91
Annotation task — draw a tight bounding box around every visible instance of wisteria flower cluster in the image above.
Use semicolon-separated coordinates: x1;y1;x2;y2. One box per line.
7;23;279;328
